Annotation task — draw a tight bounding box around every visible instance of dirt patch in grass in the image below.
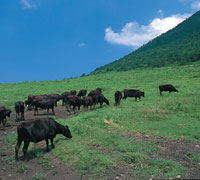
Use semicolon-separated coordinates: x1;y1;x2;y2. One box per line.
123;131;200;179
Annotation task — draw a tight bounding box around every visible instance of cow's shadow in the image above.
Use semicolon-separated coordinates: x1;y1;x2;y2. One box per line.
18;138;65;161
19;147;48;161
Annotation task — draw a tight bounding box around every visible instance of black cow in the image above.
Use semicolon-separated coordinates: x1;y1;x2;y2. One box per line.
97;94;109;108
25;95;48;110
159;84;178;96
15;101;25;121
65;95;83;114
0;106;12;130
88;89;101;97
115;91;123;105
96;88;102;93
123;89;145;101
77;89;87;97
15;117;72;160
82;96;94;110
32;99;55;115
46;94;62;106
61;90;77;106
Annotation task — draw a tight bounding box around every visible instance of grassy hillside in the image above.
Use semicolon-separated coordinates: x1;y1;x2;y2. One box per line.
1;63;200;179
92;11;200;74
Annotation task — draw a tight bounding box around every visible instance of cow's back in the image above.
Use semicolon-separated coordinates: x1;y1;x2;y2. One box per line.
18;118;57;142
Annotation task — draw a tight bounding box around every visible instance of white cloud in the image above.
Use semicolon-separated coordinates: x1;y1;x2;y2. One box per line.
105;13;191;48
191;1;200;10
78;43;86;47
20;0;35;9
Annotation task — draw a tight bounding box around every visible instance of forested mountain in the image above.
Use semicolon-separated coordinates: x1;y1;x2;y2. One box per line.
91;11;200;74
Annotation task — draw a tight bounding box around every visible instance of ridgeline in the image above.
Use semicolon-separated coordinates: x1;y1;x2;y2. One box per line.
91;11;200;74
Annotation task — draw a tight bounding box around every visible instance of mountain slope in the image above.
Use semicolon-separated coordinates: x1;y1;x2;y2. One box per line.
91;11;200;74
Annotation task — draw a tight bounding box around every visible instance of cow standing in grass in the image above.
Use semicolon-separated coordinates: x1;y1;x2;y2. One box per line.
65;95;83;114
15;101;25;121
77;89;87;97
123;89;144;101
15;117;72;160
82;96;94;110
61;90;77;106
96;94;109;108
115;91;123;105
159;84;178;96
32;99;55;115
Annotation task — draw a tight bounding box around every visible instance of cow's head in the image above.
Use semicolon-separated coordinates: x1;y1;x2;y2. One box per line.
141;92;145;97
62;125;72;139
6;109;12;117
105;98;110;105
123;89;127;99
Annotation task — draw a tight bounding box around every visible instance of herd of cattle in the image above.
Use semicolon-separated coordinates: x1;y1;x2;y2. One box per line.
0;84;178;160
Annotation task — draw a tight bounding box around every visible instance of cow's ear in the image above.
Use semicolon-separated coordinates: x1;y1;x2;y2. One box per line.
65;125;69;129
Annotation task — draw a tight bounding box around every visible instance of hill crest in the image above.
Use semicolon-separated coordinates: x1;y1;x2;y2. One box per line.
91;11;200;74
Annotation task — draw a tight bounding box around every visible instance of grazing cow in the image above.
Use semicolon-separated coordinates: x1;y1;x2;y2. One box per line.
115;91;123;105
15;117;72;160
15;101;25;121
0;106;12;130
123;89;145;101
82;96;94;110
65;95;83;114
159;84;178;96
32;99;55;116
61;90;77;106
96;94;109;108
77;89;87;97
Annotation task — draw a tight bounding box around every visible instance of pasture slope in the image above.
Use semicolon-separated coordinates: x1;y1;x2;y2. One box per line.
0;62;200;180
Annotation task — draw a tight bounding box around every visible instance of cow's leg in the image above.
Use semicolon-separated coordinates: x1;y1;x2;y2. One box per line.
135;97;137;101
2;118;7;130
22;141;30;156
100;102;103;108
160;91;162;96
45;139;49;152
52;107;55;115
50;138;55;149
22;112;24;120
15;139;23;160
34;107;36;116
73;106;76;114
47;108;49;114
36;107;39;116
66;105;71;115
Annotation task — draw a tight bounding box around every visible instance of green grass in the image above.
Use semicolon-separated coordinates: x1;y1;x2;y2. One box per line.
16;163;29;173
192;153;200;167
30;174;47;180
1;63;200;179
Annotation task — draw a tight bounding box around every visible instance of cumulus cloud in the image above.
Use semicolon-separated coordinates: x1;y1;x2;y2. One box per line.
191;1;200;10
105;13;191;48
20;0;35;9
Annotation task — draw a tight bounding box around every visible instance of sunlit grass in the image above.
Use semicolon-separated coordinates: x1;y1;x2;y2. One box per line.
1;63;200;178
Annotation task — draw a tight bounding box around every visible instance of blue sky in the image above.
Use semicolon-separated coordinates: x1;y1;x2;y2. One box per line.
0;0;199;83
